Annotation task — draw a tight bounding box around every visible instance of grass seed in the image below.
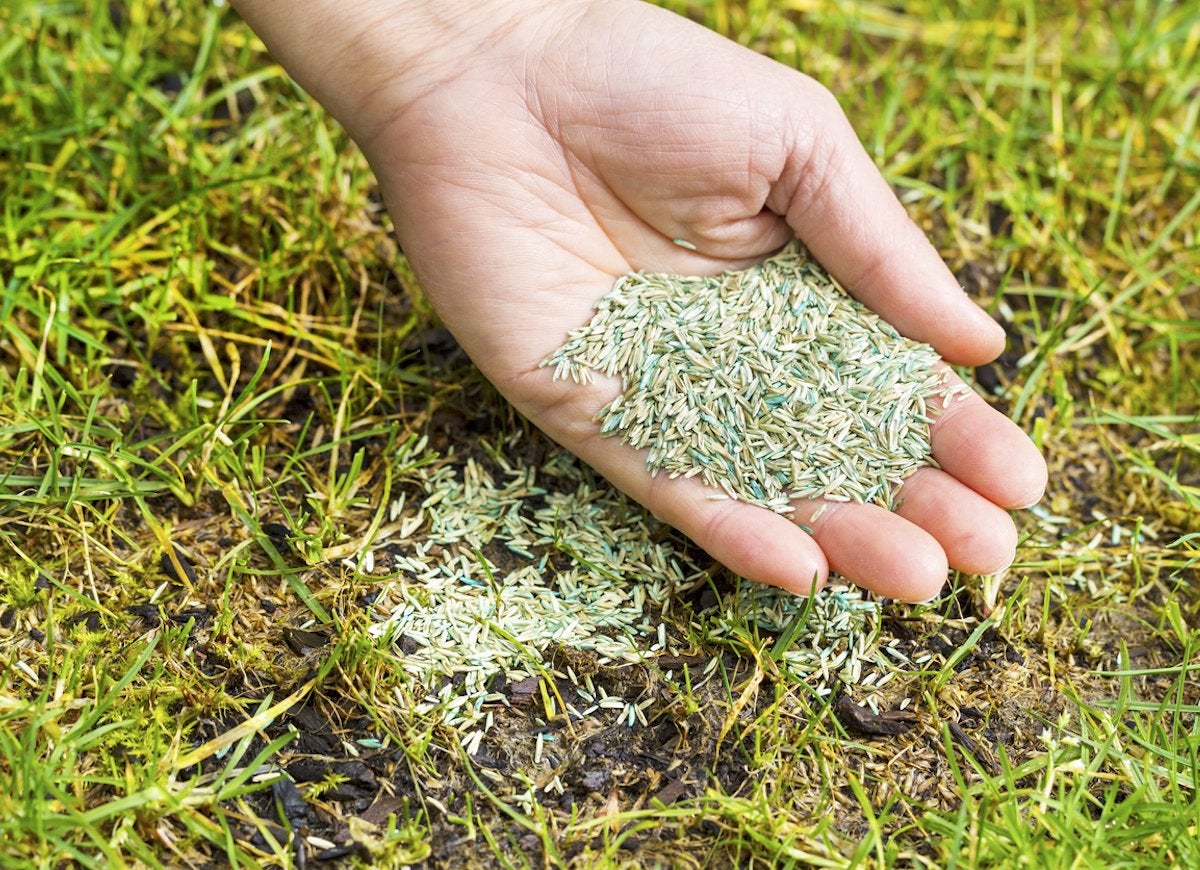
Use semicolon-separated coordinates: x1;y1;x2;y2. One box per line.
542;243;969;511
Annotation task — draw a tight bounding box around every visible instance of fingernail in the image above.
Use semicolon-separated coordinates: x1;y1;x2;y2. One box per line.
1014;488;1046;510
783;569;825;597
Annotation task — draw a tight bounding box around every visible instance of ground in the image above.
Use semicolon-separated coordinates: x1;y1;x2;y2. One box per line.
1;0;1198;867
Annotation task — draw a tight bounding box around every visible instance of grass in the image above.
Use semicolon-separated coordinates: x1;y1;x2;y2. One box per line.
1;0;1197;866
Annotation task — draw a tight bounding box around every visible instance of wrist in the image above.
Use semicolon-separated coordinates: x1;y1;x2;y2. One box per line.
231;0;583;145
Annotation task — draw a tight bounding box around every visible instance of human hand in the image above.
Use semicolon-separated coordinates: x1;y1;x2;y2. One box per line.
234;0;1047;601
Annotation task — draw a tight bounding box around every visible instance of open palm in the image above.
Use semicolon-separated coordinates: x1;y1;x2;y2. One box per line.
238;0;1047;600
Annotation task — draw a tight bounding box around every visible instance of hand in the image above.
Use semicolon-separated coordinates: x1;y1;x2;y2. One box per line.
235;0;1047;601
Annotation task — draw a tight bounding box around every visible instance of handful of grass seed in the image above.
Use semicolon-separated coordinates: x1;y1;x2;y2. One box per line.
543;244;967;513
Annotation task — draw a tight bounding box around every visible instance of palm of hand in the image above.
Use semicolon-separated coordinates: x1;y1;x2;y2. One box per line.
352;1;1046;600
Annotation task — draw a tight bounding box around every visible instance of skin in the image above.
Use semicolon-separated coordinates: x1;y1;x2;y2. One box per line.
231;0;1048;601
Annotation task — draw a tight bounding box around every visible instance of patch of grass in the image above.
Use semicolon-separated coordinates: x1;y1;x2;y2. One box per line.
1;0;1197;866
0;633;300;867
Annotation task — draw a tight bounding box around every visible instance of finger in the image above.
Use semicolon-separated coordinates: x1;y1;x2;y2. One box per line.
514;374;830;595
580;432;831;596
930;372;1048;510
793;499;949;602
581;433;832;596
893;467;1019;575
766;75;1006;366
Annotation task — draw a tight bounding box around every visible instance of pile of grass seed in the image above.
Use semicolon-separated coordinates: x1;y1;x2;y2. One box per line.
366;436;902;749
543;244;968;512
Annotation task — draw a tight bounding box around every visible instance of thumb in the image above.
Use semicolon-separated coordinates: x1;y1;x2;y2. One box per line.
765;78;1006;366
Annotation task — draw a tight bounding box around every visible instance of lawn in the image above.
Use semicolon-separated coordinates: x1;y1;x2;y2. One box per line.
1;0;1198;867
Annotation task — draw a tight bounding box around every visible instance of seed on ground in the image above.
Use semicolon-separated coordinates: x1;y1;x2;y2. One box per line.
368;440;899;737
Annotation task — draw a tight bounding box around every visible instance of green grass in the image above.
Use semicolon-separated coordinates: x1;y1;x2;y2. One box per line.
2;0;1198;866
